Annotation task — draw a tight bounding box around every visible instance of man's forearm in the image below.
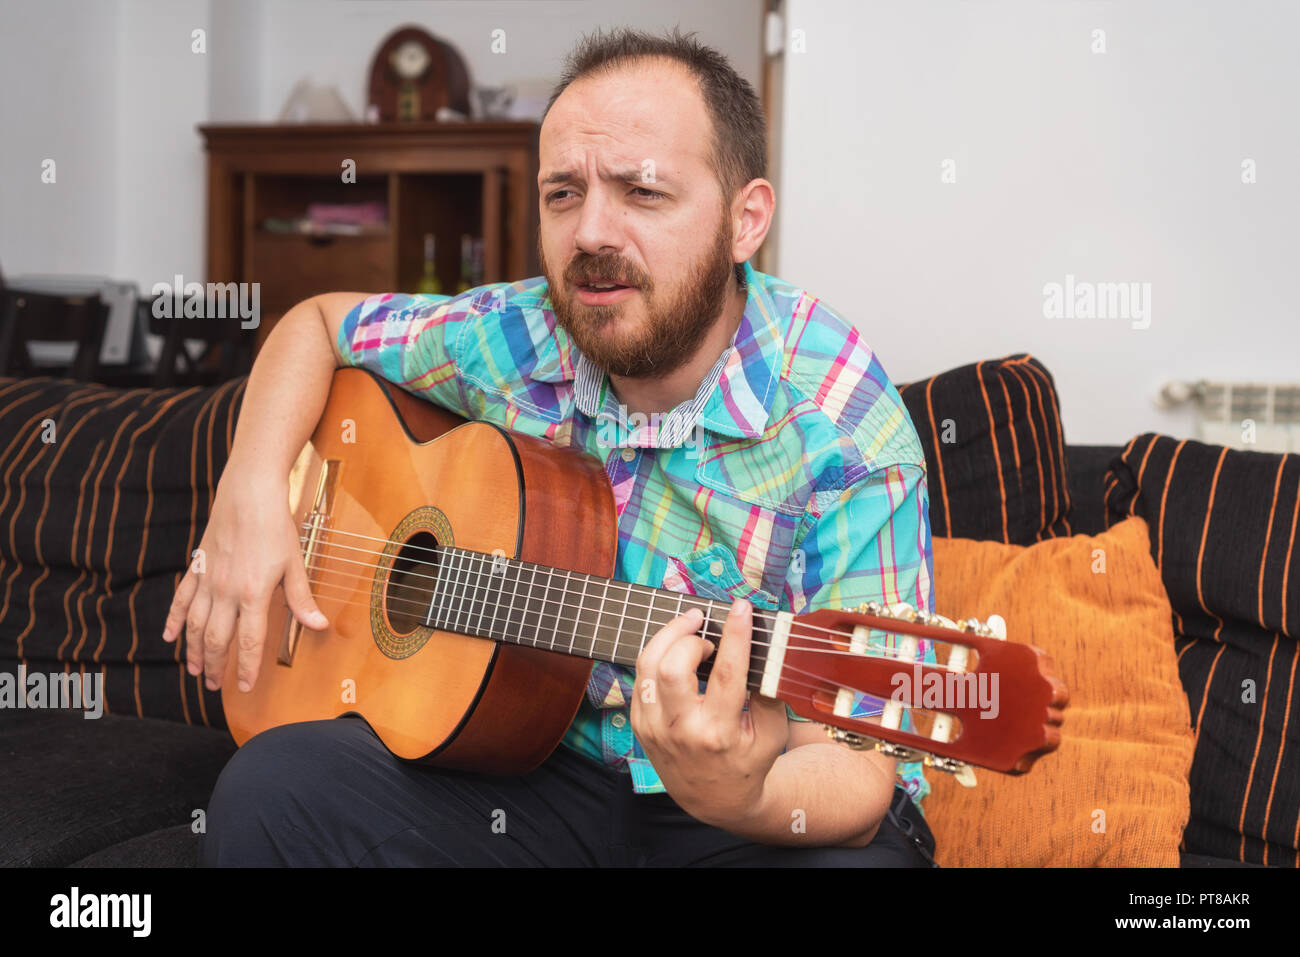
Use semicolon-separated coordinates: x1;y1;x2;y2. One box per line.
224;296;347;486
713;743;897;848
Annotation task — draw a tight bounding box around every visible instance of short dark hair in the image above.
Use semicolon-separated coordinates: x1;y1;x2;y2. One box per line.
543;26;767;285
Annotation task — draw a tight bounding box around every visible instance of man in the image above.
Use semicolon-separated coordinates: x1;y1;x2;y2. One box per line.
167;26;939;866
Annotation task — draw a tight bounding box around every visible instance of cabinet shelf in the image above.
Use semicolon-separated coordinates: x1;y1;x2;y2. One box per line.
199;121;540;357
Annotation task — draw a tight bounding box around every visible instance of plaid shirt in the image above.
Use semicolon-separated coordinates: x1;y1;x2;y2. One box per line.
336;259;937;809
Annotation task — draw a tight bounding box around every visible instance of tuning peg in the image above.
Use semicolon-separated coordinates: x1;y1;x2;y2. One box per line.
925;755;979;788
890;601;915;620
877;742;926;762
985;614;1007;640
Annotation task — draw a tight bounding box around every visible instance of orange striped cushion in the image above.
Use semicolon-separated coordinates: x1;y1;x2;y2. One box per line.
924;516;1195;867
899;354;1073;545
1105;433;1299;866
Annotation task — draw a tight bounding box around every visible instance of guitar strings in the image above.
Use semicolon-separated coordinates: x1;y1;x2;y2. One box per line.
287;575;918;727
298;551;950;683
298;573;804;700
299;533;955;684
302;523;933;649
282;523;963;741
294;527;962;713
300;554;925;668
301;544;925;663
299;522;960;663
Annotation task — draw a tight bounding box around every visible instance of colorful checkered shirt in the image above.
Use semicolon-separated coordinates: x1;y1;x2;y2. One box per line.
336;259;938;810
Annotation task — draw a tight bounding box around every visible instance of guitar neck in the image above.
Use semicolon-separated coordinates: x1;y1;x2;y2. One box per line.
424;545;773;689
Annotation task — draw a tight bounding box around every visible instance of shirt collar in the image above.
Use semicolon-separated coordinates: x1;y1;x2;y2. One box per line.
529;260;784;446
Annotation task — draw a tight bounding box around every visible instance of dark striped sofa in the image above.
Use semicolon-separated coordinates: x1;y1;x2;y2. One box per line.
0;354;1292;867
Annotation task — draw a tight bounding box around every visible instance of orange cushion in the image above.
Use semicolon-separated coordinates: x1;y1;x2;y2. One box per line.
924;516;1195;867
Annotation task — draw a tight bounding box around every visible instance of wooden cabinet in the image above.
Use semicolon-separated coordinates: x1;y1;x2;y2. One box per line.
198;122;540;353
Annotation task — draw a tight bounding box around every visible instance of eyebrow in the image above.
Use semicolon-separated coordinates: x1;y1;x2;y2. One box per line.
540;167;674;189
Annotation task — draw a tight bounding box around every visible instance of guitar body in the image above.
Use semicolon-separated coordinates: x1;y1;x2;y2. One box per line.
221;367;618;773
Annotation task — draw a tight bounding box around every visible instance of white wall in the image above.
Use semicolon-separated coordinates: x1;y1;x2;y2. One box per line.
0;0;122;278
776;0;1299;444
113;0;210;297
0;0;761;299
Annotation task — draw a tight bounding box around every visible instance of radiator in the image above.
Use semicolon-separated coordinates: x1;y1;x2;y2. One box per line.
1162;381;1300;453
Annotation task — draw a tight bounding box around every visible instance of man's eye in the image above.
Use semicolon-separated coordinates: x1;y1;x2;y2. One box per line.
545;190;571;204
633;187;664;200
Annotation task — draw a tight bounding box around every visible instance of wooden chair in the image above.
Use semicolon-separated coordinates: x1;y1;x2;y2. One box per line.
0;268;110;382
147;294;255;387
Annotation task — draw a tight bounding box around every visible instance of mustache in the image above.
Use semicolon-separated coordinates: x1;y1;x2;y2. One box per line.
566;259;646;288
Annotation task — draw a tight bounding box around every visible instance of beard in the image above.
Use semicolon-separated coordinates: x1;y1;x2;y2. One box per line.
539;207;739;380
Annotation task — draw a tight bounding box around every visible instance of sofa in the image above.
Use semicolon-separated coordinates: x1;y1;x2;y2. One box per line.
0;354;1292;867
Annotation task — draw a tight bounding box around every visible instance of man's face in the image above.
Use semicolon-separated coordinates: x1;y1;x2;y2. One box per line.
537;58;740;380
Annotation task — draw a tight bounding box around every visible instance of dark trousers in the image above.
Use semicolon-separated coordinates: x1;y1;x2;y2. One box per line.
199;715;939;867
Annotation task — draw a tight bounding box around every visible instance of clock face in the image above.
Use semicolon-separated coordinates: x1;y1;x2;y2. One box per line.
391;40;431;79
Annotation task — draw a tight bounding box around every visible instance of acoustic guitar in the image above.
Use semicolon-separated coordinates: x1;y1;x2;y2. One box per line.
222;367;1067;782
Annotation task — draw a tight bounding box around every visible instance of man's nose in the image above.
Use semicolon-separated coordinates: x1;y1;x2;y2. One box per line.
572;188;625;258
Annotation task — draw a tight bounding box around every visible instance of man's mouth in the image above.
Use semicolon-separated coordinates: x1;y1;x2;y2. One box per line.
577;281;632;291
573;281;639;306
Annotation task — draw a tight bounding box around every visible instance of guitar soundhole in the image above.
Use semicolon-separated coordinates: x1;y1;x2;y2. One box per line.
370;506;452;660
386;531;440;636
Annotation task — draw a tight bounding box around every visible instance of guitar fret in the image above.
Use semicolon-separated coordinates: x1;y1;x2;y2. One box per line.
593;576;611;661
503;555;522;645
640;587;654;653
474;550;492;638
425;544;446;628
440;548;458;631
568;571;587;655
465;549;478;636
518;562;533;644
450;549;467;634
552;567;571;653
541;564;556;648
527;562;543;646
438;549;455;632
480;548;493;639
612;580;632;666
461;550;478;635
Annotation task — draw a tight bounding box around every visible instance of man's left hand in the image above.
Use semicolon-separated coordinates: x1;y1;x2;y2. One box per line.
631;598;789;830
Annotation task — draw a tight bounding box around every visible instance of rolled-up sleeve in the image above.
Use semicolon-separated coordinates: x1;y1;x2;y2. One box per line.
335;291;476;416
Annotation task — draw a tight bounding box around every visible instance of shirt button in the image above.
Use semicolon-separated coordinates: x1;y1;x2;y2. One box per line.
709;560;725;577
621;447;637;462
611;713;627;729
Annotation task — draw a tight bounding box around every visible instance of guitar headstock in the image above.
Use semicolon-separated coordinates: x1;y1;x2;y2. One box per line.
775;602;1067;784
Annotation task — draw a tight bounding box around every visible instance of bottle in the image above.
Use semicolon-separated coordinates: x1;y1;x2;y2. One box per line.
456;234;474;292
472;238;485;286
417;233;441;295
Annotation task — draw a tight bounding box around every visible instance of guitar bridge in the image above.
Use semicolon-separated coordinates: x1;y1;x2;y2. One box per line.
279;457;340;666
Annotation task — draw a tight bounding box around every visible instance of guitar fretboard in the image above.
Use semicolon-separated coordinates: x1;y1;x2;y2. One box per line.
421;545;774;688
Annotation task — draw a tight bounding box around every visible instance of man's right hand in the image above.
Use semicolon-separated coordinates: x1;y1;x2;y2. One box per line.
161;468;329;693
159;291;371;694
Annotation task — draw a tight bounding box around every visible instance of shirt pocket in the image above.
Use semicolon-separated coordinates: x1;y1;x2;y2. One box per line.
668;542;780;611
